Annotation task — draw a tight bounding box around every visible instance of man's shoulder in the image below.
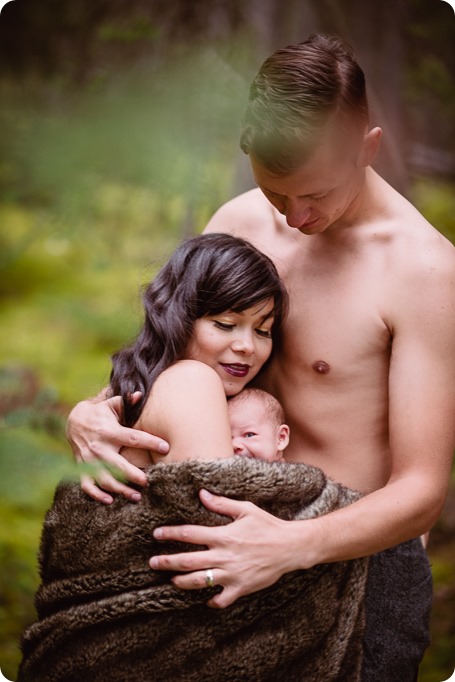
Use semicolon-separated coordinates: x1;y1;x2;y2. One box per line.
374;179;455;274
363;177;455;319
392;199;455;276
384;202;455;322
204;188;274;238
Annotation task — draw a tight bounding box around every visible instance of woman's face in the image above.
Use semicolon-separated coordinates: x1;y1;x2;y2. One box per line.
185;298;275;396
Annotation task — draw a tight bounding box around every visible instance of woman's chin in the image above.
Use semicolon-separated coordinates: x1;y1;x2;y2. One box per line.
223;381;247;397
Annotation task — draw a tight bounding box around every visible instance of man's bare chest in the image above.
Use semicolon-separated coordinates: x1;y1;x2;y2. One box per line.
278;249;392;374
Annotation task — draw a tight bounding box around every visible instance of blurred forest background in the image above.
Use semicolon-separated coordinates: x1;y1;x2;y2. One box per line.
0;0;454;680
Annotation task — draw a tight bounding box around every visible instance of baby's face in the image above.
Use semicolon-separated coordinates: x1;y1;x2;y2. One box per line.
228;399;288;462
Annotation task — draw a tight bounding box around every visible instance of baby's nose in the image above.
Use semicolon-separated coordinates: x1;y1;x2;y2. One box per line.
232;438;246;455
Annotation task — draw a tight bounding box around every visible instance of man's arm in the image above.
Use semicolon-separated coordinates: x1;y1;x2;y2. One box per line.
67;389;169;504
149;243;455;607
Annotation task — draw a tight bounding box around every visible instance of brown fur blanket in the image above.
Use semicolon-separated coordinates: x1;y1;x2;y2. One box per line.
19;458;369;682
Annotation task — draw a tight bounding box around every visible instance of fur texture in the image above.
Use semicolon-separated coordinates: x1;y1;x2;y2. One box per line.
19;457;369;681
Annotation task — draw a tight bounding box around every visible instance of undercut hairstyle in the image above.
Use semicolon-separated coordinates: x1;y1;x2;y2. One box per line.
240;33;369;174
110;234;288;427
228;388;286;428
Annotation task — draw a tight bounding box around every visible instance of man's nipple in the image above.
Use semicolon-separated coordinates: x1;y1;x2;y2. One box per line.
312;360;330;374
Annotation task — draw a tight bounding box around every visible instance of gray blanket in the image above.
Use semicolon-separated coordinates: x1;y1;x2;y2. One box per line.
18;457;369;681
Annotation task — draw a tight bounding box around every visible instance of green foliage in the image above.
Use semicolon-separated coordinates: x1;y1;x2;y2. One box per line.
0;44;251;412
99;17;160;44
405;0;455;153
0;45;247;215
0;423;75;680
412;180;455;244
0;46;249;677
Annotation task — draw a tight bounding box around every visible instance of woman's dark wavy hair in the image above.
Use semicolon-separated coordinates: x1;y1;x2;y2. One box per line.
110;233;288;427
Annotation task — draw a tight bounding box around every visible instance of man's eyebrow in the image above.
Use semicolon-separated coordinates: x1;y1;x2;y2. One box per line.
262;186;282;196
301;188;332;197
262;185;333;199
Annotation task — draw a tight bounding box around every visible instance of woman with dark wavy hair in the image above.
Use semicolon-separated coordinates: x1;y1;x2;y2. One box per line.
107;231;288;465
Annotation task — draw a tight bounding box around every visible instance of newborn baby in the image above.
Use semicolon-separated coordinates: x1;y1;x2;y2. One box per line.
228;388;290;462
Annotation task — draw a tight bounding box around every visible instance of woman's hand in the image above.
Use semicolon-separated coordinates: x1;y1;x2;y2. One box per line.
150;489;306;608
67;392;169;504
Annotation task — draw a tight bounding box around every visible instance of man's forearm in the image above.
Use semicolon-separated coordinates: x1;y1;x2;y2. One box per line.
289;475;446;570
147;470;447;608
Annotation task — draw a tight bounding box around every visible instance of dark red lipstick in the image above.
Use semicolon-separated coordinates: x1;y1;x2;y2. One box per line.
220;363;250;378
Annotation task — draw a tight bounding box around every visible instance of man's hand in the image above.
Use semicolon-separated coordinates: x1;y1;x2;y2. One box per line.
67;392;169;504
150;489;300;608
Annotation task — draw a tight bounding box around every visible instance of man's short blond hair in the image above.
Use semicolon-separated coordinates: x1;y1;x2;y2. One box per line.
240;34;369;175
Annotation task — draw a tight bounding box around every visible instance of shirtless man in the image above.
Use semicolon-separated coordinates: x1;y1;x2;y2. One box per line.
67;35;455;679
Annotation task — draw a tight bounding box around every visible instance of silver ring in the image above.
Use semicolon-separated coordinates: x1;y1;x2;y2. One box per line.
205;568;215;588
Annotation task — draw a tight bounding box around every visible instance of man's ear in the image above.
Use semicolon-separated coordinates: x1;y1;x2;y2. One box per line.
277;424;290;452
356;127;382;168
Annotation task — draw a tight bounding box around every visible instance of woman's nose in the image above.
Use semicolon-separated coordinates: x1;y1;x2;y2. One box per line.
231;330;255;354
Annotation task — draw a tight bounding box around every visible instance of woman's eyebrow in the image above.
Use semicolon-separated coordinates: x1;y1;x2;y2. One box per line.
260;309;275;323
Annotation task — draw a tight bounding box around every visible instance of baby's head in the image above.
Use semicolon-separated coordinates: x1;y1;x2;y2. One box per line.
227;388;290;462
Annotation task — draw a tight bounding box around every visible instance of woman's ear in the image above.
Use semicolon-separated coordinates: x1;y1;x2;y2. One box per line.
356;127;382;168
277;424;290;452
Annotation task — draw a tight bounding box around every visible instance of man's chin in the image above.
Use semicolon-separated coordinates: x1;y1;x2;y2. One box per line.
296;219;325;235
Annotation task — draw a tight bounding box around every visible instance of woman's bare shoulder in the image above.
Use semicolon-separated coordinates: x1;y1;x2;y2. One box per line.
154;360;223;393
140;360;232;462
139;360;225;429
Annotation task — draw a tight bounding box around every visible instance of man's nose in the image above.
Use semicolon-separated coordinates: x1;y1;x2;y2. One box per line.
285;201;312;228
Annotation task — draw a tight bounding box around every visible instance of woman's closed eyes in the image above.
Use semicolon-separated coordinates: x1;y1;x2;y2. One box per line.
213;321;272;339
